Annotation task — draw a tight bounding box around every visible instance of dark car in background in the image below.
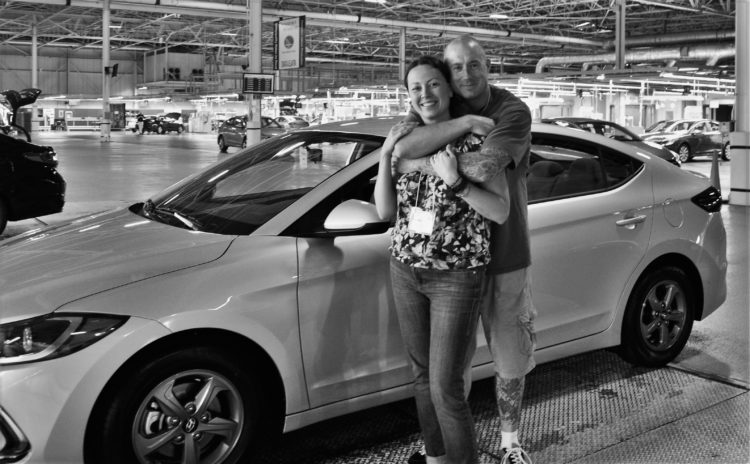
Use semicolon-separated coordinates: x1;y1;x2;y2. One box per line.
140;113;185;134
542;117;681;166
642;119;729;163
0;88;66;235
217;115;287;152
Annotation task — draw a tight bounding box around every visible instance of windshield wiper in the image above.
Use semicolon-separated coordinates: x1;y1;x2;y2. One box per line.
143;199;202;231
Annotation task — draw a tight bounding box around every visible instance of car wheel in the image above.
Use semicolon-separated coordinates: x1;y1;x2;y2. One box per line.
156;125;165;135
177;126;184;134
0;199;7;234
218;136;228;153
241;137;247;149
85;347;262;464
619;266;695;367
721;142;731;161
677;143;691;163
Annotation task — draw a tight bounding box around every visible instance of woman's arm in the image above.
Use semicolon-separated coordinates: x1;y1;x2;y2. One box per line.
374;122;416;220
431;146;510;225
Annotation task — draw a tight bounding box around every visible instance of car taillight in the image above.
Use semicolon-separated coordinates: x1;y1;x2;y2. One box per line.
691;186;722;213
24;149;57;165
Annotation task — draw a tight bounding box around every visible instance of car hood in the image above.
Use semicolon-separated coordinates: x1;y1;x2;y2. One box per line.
642;131;675;139
0;207;235;323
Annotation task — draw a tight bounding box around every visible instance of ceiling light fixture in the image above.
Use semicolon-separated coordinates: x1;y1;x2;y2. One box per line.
490;13;509;19
364;0;387;3
109;24;122;28
219;32;237;36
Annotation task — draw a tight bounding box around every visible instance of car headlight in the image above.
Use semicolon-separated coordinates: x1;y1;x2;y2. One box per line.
0;313;128;365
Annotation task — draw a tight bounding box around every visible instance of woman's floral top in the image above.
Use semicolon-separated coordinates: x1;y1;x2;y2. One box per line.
390;133;490;270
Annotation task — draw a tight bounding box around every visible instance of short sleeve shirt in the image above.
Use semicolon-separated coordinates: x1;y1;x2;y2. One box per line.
390;133;490;270
448;87;532;274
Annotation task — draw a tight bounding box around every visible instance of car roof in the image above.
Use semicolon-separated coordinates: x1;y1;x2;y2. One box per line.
301;116;647;156
302;116;404;137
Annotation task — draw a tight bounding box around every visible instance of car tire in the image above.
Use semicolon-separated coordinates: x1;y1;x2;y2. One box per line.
177;126;184;134
218;136;228;153
0;199;7;234
156;125;165;135
619;266;695;367
677;143;691;163
721;142;731;161
84;347;263;464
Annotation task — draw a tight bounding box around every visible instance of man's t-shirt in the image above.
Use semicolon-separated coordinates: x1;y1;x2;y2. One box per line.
403;86;532;274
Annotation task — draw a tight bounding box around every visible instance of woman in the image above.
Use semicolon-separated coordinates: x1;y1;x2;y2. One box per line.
374;55;510;464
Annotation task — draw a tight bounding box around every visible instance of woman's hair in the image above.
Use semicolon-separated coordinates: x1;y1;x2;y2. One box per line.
403;55;451;89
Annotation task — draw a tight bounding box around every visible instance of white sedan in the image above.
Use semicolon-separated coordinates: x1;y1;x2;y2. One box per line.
0;118;727;464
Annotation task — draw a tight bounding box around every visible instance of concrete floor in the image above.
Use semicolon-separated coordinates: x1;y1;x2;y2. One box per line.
3;131;749;463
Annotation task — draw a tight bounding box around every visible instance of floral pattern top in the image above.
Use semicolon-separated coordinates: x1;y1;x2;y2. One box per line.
390;133;491;270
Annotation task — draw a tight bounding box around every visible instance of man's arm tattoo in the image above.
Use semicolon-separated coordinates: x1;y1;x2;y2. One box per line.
394;150;501;182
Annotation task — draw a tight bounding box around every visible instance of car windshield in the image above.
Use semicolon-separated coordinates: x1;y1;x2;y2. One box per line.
141;131;382;235
646;120;670;132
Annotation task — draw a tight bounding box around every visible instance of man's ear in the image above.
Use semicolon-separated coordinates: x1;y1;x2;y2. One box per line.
485;59;492;71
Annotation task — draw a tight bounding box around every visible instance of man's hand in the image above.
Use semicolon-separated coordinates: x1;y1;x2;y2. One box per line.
382;121;418;156
461;114;495;137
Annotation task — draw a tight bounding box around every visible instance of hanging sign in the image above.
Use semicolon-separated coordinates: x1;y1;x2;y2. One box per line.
242;73;275;94
274;16;305;70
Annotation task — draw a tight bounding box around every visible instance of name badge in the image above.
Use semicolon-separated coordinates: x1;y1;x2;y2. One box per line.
408;207;435;235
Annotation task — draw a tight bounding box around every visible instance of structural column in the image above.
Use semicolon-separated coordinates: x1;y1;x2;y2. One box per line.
101;0;111;142
31;21;40;132
730;0;750;205
246;0;262;145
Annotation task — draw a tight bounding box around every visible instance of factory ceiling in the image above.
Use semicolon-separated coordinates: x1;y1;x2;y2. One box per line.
0;0;737;91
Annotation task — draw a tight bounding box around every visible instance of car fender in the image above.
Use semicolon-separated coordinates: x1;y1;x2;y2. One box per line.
53;235;309;416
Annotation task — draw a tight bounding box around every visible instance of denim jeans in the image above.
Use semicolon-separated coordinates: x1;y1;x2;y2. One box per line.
390;257;483;464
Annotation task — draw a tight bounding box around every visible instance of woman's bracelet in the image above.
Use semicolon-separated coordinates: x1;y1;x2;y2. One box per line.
448;175;467;193
455;182;471;198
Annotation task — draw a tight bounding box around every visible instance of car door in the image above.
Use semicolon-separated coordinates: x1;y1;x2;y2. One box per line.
527;134;654;349
291;141;411;408
688;121;711;155
226;117;243;146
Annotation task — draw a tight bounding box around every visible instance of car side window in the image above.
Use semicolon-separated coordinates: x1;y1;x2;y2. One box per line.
528;135;643;202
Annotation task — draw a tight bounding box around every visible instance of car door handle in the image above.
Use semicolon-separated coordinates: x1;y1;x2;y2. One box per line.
616;215;647;229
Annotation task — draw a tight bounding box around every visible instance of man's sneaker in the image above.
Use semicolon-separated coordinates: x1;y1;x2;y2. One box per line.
407;446;426;464
501;445;533;464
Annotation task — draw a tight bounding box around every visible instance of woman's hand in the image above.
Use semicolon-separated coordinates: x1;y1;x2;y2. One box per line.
382;121;418;158
430;145;460;185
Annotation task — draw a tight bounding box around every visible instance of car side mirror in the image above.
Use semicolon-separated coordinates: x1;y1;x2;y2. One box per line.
323;199;390;236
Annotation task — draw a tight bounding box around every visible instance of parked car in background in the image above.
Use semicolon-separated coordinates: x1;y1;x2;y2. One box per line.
642;119;730;163
0;119;726;464
0;88;66;235
542;117;680;166
217;115;287;152
140;114;185;134
275;114;310;129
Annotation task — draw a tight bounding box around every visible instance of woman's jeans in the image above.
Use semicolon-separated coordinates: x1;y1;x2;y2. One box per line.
390;257;483;464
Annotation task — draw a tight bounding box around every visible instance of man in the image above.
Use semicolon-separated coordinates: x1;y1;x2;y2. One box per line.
394;35;536;464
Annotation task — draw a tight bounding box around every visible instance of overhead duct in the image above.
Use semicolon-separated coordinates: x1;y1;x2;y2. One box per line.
535;43;735;73
12;0;607;50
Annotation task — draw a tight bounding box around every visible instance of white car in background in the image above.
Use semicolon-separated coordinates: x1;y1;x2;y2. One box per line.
0;118;727;464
